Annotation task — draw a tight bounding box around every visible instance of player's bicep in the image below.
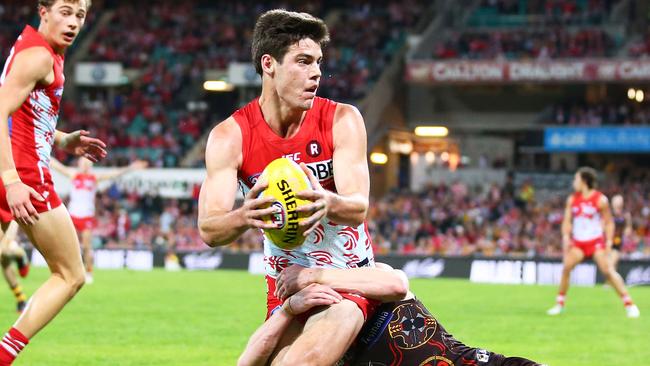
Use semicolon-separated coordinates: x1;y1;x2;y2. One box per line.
332;104;369;197
198;120;242;221
0;48;52;116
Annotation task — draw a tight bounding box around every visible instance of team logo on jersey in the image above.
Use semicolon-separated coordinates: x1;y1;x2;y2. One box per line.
306;140;322;157
476;349;490;363
388;302;437;350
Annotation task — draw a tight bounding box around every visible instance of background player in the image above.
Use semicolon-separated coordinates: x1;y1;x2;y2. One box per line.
547;167;640;318
198;9;375;365
0;0;107;364
610;194;632;274
0;221;29;313
239;264;544;366
51;157;147;284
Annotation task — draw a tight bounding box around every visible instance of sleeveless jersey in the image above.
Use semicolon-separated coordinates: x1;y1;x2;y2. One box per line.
0;25;64;221
67;173;97;218
233;97;374;277
570;191;604;243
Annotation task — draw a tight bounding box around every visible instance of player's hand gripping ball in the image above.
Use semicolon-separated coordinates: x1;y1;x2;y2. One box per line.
260;158;312;249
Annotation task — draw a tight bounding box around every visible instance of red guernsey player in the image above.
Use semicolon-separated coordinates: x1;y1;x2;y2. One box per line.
547;167;640;318
199;9;376;365
0;1;106;364
51;157;146;284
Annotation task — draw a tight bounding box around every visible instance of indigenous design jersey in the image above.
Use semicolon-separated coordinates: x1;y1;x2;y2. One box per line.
570;191;604;243
1;26;64;171
68;173;97;218
341;298;542;366
234;97;374;277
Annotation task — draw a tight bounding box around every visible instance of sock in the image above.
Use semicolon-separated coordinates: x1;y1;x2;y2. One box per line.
11;286;26;304
621;293;634;307
556;292;566;307
0;328;29;365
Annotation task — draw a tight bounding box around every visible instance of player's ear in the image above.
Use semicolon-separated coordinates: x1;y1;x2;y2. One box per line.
39;5;49;23
261;54;275;76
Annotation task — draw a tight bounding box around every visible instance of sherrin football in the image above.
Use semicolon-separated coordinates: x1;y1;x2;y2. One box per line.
260;158;313;249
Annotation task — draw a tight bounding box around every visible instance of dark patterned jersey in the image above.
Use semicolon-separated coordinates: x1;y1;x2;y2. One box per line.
341;298;544;366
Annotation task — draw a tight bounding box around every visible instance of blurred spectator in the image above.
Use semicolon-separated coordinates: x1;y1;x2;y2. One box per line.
549;99;650;125
434;28;614;60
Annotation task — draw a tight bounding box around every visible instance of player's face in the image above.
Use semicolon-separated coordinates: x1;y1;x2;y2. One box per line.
612;196;623;212
41;0;87;49
275;38;323;110
572;173;583;192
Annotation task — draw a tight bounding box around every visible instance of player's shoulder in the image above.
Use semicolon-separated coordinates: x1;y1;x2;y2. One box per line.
566;194;575;205
10;46;53;76
207;117;241;148
333;102;364;129
205;117;242;164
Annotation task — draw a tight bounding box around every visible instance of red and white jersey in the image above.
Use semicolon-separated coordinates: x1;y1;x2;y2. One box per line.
571;191;604;243
234;97;375;278
1;26;65;172
67;173;97;218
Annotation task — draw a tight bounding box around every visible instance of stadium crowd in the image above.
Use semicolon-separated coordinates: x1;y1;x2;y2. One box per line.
433;28;615;60
549;99;650;125
472;0;618;26
67;173;650;261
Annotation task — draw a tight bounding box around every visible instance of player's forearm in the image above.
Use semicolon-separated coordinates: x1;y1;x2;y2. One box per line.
53;130;69;148
237;309;293;366
99;167;130;182
314;267;408;302
198;209;249;247
326;192;368;226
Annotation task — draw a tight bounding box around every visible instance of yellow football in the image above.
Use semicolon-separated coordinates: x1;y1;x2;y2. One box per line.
260;158;312;249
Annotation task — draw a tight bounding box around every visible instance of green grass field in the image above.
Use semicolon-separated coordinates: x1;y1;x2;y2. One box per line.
0;268;648;365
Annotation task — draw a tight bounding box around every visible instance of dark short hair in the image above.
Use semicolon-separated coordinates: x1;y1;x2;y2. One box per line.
251;9;329;76
39;0;91;11
577;166;598;189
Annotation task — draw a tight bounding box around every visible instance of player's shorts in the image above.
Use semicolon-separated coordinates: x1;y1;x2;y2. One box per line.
265;275;379;322
0;166;62;223
572;237;605;258
71;215;96;231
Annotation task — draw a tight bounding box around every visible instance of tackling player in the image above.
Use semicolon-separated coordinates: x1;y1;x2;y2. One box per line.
199;9;376;364
0;1;106;363
51;157;147;284
239;264;545;366
547;168;639;318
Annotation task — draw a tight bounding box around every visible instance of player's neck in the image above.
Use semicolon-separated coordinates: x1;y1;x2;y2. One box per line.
258;91;306;138
580;188;594;197
37;24;66;55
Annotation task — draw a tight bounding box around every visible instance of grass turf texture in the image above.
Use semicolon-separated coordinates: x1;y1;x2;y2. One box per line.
0;268;648;365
